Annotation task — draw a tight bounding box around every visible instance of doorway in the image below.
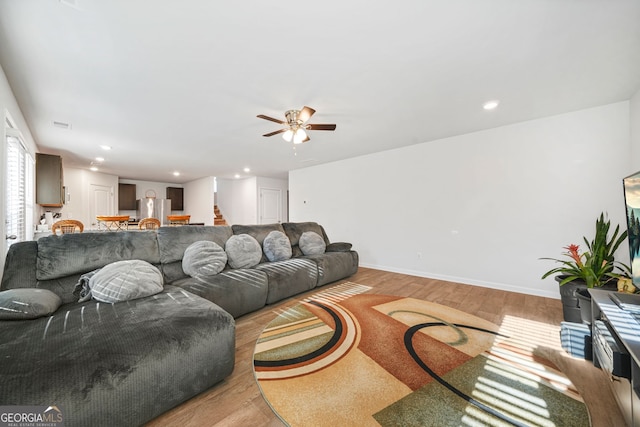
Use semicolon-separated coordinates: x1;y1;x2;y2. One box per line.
259;188;282;224
89;184;114;229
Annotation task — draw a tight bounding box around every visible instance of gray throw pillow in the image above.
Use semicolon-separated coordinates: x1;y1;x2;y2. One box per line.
182;240;227;277
225;234;262;269
89;260;163;303
299;231;326;256
263;230;292;262
0;288;62;320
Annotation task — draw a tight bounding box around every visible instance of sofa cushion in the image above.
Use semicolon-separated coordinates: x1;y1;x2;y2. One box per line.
263;230;292;262
305;251;359;287
326;242;353;252
0;241;38;292
182;241;227;277
0;288;62;320
256;258;318;304
83;260;164;303
36;231;161;281
282;222;329;246
231;223;286;246
225;234;262;269
157;226;232;265
232;223;287;263
173;269;269;318
299;231;326;256
282;222;330;257
0;287;235;427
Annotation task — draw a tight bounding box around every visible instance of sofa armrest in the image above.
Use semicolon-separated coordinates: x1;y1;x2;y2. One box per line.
326;242;353;252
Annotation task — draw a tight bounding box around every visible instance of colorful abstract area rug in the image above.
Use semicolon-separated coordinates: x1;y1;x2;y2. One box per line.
253;282;590;427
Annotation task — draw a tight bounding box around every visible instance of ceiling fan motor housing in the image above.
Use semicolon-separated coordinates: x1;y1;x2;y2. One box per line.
285;110;303;127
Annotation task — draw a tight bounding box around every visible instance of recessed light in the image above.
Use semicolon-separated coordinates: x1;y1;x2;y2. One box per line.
234;174;240;179
95;157;104;162
90;166;98;172
243;167;251;173
100;145;112;151
483;100;500;110
173;171;180;176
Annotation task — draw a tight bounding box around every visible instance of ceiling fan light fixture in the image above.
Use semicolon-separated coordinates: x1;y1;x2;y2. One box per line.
282;129;294;142
258;106;335;145
293;128;307;144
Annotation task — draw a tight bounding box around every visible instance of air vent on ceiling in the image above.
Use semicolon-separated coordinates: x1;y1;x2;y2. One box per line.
53;121;71;130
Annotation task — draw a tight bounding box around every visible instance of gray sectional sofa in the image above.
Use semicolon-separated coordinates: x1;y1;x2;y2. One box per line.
0;222;358;426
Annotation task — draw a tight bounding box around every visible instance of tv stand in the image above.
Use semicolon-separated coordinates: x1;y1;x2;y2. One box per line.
591;289;640;426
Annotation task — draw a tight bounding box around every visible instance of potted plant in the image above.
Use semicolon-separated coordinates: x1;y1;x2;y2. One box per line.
541;213;629;322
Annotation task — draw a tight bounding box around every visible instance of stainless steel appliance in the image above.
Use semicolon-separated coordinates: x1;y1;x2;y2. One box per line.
136;198;171;226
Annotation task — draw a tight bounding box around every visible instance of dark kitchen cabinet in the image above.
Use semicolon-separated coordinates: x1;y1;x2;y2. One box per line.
118;183;137;210
166;187;183;211
36;153;64;207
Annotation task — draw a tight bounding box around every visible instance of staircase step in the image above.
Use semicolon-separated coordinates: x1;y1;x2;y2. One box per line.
213;205;227;225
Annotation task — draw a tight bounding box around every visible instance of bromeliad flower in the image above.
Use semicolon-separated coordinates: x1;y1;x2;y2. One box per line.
563;244;583;267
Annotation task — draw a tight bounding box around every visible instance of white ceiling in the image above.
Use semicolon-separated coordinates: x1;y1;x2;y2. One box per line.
1;0;639;183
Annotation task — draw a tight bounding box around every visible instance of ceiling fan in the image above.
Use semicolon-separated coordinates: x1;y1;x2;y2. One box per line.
257;106;336;144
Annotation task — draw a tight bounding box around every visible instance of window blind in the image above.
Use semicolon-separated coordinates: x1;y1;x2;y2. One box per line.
6;135;34;246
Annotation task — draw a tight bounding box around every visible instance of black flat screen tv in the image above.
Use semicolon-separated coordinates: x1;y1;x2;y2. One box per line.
623;170;640;286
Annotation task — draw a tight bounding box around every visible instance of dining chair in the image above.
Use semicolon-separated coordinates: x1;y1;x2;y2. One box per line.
138;217;161;230
52;219;84;234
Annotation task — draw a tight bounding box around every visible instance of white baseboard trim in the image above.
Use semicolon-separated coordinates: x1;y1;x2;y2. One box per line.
358;262;560;300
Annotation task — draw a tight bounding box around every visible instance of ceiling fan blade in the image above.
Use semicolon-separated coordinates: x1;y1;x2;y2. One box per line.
306;123;336;131
301;135;310;143
257;114;285;125
298;106;316;123
263;129;286;137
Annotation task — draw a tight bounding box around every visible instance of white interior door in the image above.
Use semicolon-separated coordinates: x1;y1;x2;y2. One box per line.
259;188;281;224
90;184;113;228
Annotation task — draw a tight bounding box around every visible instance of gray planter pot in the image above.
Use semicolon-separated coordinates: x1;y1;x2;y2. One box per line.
557;276;587;323
556;275;617;323
576;283;617;325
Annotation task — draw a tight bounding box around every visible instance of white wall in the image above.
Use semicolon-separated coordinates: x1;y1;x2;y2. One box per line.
0;65;38;276
56;168;118;230
290;102;631;299
183;176;215;225
217;176;289;225
631;88;640;173
217;177;258;225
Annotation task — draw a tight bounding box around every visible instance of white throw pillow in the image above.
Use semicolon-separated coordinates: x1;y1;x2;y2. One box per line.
182;240;227;277
299;231;326;256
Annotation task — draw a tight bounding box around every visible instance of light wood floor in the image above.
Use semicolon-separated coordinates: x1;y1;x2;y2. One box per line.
146;267;626;427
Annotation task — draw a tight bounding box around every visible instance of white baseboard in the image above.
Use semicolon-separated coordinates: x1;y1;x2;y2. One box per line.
358;262;560;300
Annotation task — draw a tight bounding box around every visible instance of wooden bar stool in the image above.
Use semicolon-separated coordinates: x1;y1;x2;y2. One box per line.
52;219;84;234
138;217;161;230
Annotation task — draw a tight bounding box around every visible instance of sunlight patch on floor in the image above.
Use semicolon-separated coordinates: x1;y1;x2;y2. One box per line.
496;315;563;352
457;315;583;426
